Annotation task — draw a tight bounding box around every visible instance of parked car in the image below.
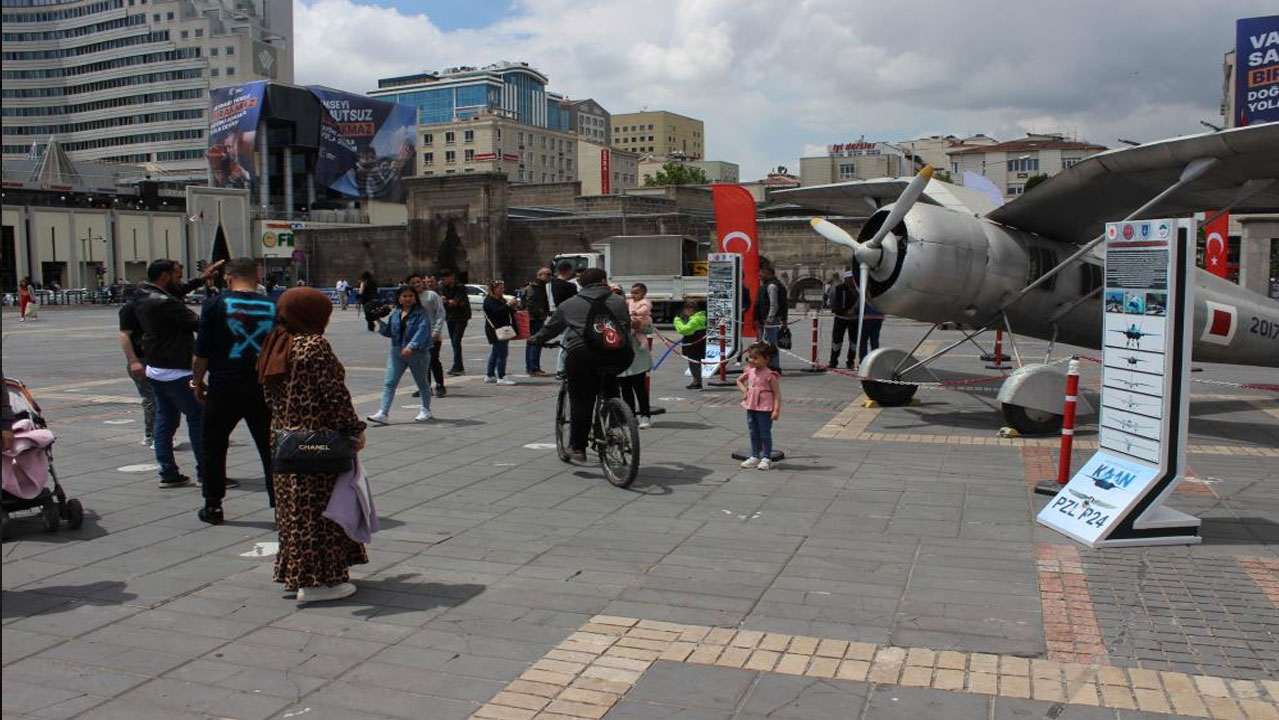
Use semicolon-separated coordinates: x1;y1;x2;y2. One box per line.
465;284;515;312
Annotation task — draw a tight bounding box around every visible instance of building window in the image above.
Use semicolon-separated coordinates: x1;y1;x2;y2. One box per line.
424;152;433;165
1006;157;1039;172
226;66;234;75
166;11;173;19
423;133;433;145
194;28;202;37
210;68;218;76
838;163;856;180
180;29;187;38
210;47;218;55
495;128;501;140
1007;185;1024;196
445;150;455;164
1062;157;1081;169
153;13;159;20
445;131;455;144
225;45;233;55
463;129;474;143
465;149;474;162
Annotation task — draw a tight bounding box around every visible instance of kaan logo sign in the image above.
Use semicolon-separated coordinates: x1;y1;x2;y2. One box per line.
262;231;295;248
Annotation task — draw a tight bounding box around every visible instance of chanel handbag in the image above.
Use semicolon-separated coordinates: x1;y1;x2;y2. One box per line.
272;367;355;474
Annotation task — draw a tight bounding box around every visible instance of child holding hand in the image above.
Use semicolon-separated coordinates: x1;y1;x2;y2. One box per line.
736;341;781;470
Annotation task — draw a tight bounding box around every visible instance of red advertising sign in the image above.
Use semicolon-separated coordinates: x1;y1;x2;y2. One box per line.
1203;212;1229;278
711;184;760;338
502;153;520;162
600;148;611;195
473;152;497;161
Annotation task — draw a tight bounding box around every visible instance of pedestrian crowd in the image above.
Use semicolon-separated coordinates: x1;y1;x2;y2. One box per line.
13;255;887;606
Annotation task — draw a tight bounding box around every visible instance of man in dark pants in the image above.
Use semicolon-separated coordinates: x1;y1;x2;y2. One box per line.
523;267;552;376
549;261;579;379
529;267;630;463
190;258;275;524
438;270;471;375
132;259;211;489
828;271;859;369
754;264;787;371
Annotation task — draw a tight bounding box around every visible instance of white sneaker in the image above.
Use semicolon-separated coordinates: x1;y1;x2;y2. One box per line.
740;456;760;469
496;378;517;385
758;459;772;471
638;417;652;429
296;582;357;603
415;408;433;422
366;411;389;425
484;376;497;384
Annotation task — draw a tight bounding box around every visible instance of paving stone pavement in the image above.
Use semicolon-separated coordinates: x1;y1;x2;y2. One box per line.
2;306;1276;720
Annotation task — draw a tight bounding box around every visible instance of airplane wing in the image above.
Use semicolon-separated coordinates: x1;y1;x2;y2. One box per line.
986;123;1279;244
772;177;1001;217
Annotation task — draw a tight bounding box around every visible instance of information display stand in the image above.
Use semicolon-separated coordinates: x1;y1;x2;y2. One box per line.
1036;219;1201;548
705;253;742;383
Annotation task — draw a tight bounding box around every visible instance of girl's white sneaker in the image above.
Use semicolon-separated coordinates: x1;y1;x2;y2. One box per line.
740;456;760;468
758;459;772;471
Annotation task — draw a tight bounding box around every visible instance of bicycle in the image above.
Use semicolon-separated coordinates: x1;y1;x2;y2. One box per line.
545;344;640;488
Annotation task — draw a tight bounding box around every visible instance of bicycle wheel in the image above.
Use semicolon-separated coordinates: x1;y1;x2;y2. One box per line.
597;398;640;488
554;382;572;462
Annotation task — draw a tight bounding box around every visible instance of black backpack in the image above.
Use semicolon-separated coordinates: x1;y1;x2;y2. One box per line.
582;295;634;370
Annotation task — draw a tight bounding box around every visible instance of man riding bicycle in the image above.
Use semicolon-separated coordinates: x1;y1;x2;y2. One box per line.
530;267;632;463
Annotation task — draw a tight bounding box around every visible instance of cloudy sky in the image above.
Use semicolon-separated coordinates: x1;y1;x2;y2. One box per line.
293;0;1273;180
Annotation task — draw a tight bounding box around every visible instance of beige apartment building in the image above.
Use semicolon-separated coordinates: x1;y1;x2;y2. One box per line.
899;134;998;172
947;134;1107;199
612;111;704;159
420;115;579;184
577;142;639;195
637;158;738;184
799;141;910;186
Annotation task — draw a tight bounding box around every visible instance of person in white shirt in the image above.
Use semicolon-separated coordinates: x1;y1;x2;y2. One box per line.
335;278;350;310
409;273;448;398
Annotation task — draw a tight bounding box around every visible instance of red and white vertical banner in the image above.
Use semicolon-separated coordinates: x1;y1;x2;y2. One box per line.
711;184;759;339
600;148;611;195
1203;212;1229;278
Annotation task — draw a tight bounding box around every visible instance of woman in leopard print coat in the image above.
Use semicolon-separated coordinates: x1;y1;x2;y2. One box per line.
258;288;368;601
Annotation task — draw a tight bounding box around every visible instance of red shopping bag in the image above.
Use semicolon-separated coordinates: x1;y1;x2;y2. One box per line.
514;310;531;339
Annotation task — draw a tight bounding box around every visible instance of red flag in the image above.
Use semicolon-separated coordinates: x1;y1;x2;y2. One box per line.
711;184;759;338
1203;212;1229;278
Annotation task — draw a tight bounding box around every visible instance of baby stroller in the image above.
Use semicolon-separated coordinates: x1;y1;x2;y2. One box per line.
2;377;83;540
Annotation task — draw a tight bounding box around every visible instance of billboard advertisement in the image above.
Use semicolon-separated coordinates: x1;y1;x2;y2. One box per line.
1235;15;1279;126
309;87;416;202
207;81;267;192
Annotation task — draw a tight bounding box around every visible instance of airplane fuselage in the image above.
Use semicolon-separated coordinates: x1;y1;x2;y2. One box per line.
860;203;1279;368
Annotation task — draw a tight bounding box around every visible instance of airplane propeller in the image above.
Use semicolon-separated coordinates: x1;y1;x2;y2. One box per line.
808;165;935;370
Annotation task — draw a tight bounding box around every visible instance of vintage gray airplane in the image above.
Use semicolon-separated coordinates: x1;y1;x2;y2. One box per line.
776;123;1279;434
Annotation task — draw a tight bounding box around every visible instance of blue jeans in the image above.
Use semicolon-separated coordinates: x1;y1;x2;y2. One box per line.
150;377;204;481
525;318;545;372
487;340;509;378
762;324;782;370
746;410;773;459
380;349;431;414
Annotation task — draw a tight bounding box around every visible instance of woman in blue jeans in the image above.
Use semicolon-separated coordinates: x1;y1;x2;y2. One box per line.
482;281;518;385
367;286;434;424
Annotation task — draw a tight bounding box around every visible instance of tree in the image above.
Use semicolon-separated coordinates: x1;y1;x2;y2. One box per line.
1023;173;1050;192
642;162;709;187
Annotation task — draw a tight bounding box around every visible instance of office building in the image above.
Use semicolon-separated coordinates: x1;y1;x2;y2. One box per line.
577;142;639;195
947;133;1106;199
1;0;292;179
370;62;570;132
417;114;579;184
611;110;704;159
799;140;910;186
637;158;738;185
563;98;611;146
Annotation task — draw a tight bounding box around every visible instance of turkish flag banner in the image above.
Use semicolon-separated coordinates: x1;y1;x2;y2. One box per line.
711;184;760;338
1203;212;1229;278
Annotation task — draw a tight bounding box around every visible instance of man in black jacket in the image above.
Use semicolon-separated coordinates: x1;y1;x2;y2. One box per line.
549;262;579;378
437;269;471;375
754;264;787;371
133;259;208;489
522;267;552;376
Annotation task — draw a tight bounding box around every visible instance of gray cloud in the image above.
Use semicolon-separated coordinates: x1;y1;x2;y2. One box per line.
295;0;1274;178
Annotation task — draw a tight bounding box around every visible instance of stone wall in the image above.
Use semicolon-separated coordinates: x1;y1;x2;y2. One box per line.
508;181;581;210
295;174;864;302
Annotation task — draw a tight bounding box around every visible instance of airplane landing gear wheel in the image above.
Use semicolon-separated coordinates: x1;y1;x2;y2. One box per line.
1002;403;1063;435
862;379;918;407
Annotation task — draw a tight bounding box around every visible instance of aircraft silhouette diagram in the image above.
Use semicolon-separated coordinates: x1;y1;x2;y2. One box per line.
1070;487;1118;509
1111;324;1160;348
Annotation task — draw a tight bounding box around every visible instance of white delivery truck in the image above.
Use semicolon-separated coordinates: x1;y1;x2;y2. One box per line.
552;235;708;321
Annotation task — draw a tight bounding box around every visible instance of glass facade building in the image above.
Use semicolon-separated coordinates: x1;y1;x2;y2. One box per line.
372;62;569;132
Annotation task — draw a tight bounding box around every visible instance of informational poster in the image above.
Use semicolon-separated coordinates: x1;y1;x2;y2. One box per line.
704;253;741;378
1038;219;1200;547
1234;15;1279;126
309;87;417;202
207;81;267;192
